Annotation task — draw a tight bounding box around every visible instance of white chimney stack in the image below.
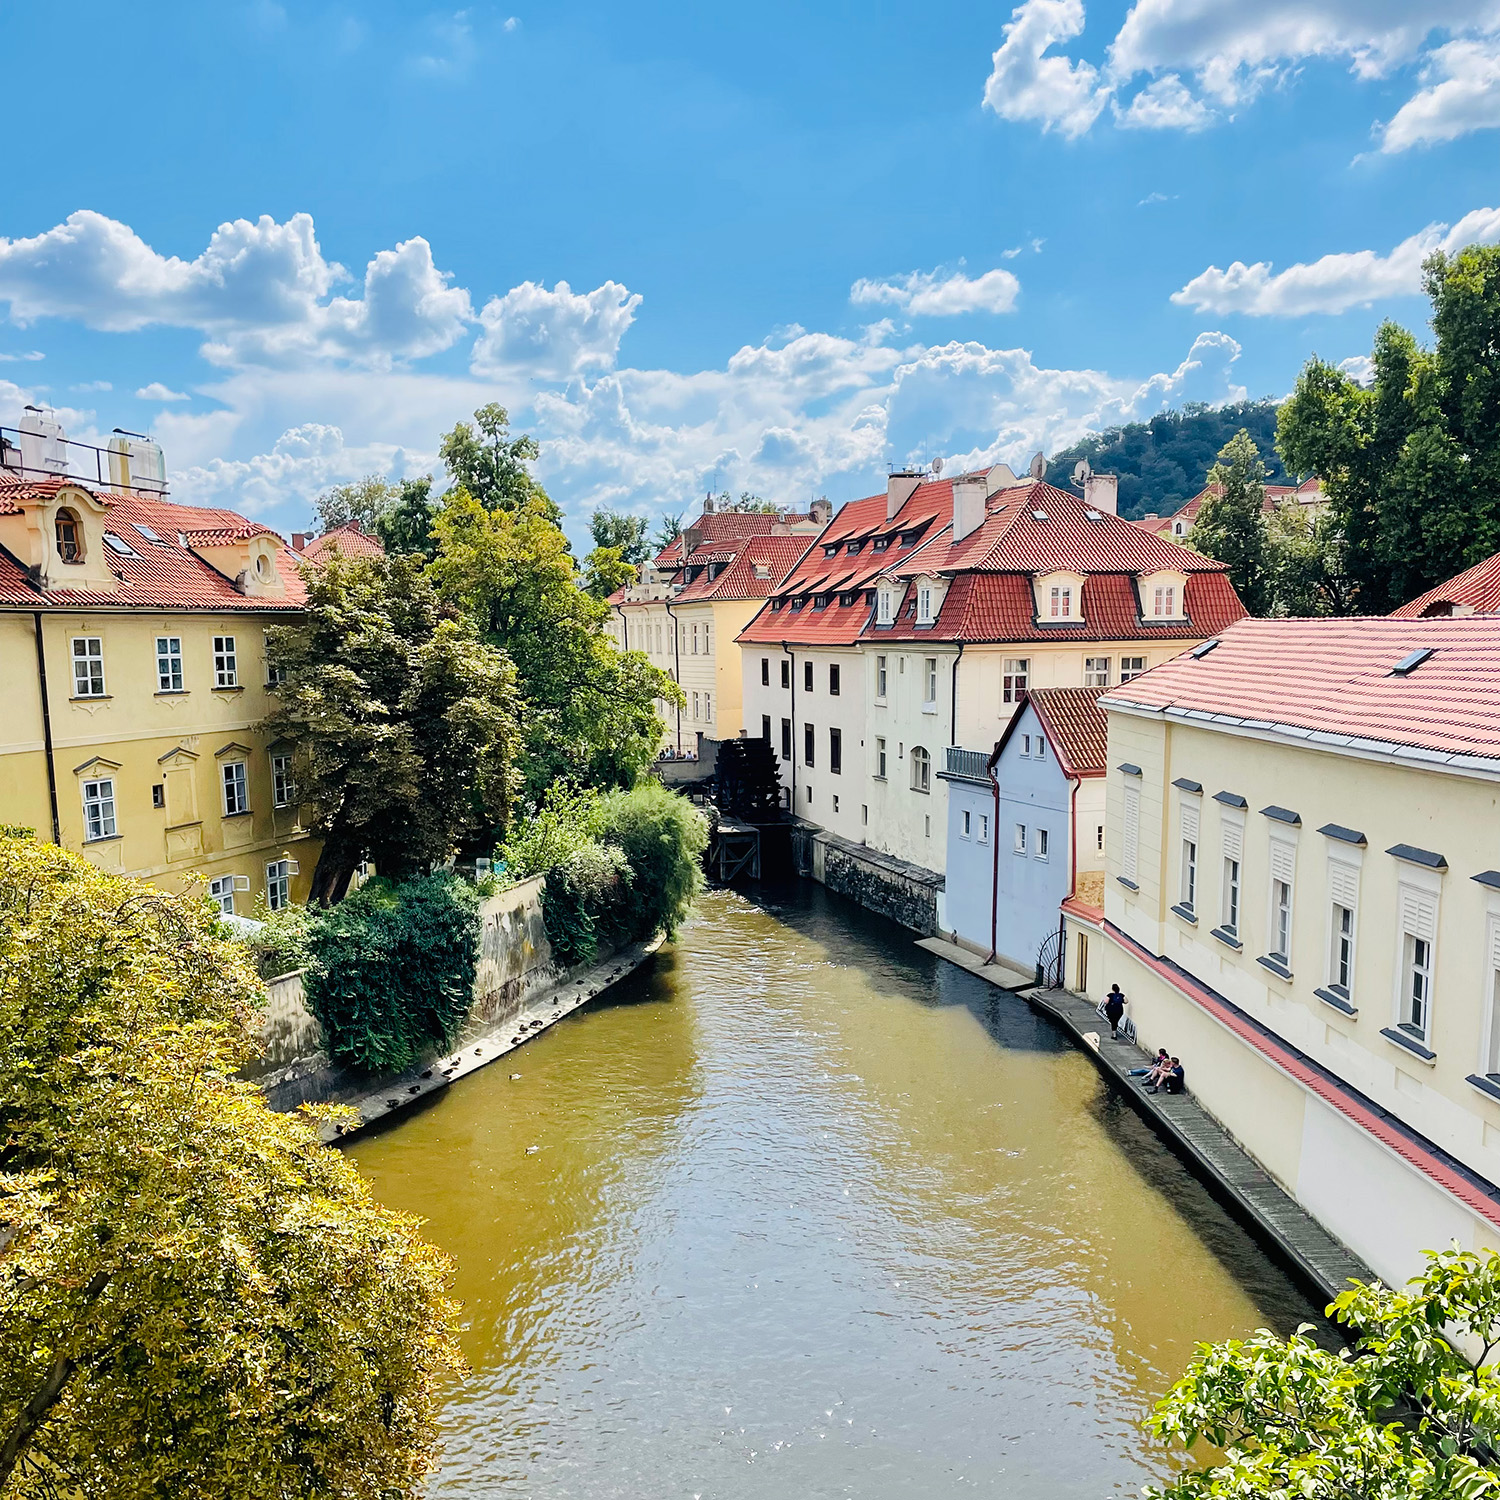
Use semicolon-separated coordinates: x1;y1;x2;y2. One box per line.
1084;473;1118;515
951;474;988;542
887;470;922;520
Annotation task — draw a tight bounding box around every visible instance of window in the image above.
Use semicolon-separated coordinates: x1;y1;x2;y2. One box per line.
1268;840;1295;964
829;727;842;774
1049;585;1072;618
876;656;888;697
1179;800;1200;914
704;690;713;722
1396;887;1438;1040
923;657;938;705
704;623;711;654
1485;923;1500;1077
833;794;840;814
962;809;972;838
862;804;869;825
271;752;294;808
1096;823;1104;852
1036;739;1046;761
877;589;894;624
1002;658;1029;705
925;814;931;838
1223;859;1241;934
209;875;236;916
1326;863;1358;993
1084;656;1110;689
1122;783;1140;883
780;718;791;761
691;691;700;720
1014;823;1027;854
1022;734;1032;756
156;636;183;692
691;623;700;655
761;714;771;742
761;657;770;686
1120;656;1146;683
266;860;292;913
213;635;238;688
71;637;105;697
829;664;840;696
804;661;814;693
917;585;933;623
979;814;989;844
266;657;285;689
656;622;664;654
55;508;83;562
876;737;887;778
82;778;116;841
804;723;815;767
152;783;164;809
911;745;930;792
222;761;249;816
1153;585;1177;617
1038;828;1050;860
781;659;790;689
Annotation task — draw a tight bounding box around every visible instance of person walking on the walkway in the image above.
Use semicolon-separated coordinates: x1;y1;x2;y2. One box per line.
1103;983;1127;1040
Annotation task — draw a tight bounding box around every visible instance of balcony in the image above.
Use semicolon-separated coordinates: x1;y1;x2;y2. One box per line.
942;746;991;783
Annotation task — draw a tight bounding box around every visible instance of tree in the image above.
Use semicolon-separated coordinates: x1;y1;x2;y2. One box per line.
1263;501;1353;616
590;508;651;565
376;475;438;559
1278;246;1500;613
583;543;636;600
428;488;680;803
262;552;520;903
0;833;461;1498
438;402;562;524
314;474;397;535
1189;431;1271;615
1146;1245;1500;1500
712;490;781;513
652;512;683;553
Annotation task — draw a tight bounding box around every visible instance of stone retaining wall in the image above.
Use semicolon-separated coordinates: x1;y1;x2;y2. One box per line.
792;824;944;936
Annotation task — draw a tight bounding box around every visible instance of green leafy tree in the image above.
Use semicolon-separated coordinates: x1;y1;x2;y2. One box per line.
429;488;679;803
376;475;438;559
314;474;397;535
438;402;562;524
590;508;651;565
584;543;636;600
652;511;683;553
1189;431;1271;615
262;552;520;903
1263;501;1353;616
0;833;461;1499
713;490;781;514
1146;1245;1500;1500
1279;246;1500;612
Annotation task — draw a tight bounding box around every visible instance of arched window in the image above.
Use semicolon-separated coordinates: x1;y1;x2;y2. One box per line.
910;745;930;793
55;508;83;563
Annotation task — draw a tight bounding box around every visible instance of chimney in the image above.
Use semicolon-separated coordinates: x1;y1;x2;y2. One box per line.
702;492;717;515
809;497;832;525
951;474;988;542
1084;473;1118;516
887;469;922;520
291;532;310;552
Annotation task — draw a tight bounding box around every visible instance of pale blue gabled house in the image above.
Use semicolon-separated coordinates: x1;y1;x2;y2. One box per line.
939;687;1108;973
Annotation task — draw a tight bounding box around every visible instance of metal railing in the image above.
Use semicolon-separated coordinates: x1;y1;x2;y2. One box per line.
0;427;167;496
944;746;991;781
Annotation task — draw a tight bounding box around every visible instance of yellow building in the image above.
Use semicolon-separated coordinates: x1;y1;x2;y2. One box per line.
0;474;317;913
1064;616;1500;1286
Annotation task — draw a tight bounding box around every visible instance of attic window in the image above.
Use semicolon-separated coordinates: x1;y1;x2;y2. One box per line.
1391;647;1435;676
872;537;890;552
753;564;771;579
1190;639;1220;659
55;509;83;562
790;597;805;611
813;593;829;610
824;544;839;556
133;523;164;544
840;590;858;605
1085;509;1103;521
103;531;140;558
846;540;863;554
1032;510;1048;521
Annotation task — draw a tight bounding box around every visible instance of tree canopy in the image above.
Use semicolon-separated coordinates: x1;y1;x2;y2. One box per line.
1147;1246;1500;1500
314;474;397;535
375;475;439;559
589;509;651;565
262;552;520;902
1189;430;1271;615
0;833;461;1498
438;402;561;524
1278;245;1500;613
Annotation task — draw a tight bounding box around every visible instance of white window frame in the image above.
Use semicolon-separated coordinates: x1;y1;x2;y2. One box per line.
923;656;938;707
910;745;930;793
266;859;294;913
1084;656;1110;689
1178;797;1200;915
876;655;888;698
1265;835;1297;966
961;809;972;839
72;636;106;697
877;589;894;625
1002;658;1029;706
222;760;249;817
978;814;989;844
1119;656;1146;683
704;690;713;722
1392;876;1441;1045
82;776;116;841
1121;782;1140;884
1153;584;1177;617
156;635;183;693
208;874;250;916
1037;827;1050;861
1325;855;1361;998
213;635;238;688
1049;584;1072;619
1014;823;1027;855
876;736;887;779
1482;913;1500;1079
271;752;295;809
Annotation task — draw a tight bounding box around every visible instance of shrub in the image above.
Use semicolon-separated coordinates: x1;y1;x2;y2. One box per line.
304;872;481;1074
500;783;600;879
240;895;320;980
588;781;707;943
540;841;633;968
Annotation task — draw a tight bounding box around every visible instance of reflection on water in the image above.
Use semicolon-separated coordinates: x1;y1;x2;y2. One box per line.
350;882;1320;1498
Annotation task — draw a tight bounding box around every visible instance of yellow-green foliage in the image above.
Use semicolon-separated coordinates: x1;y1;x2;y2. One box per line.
0;834;463;1498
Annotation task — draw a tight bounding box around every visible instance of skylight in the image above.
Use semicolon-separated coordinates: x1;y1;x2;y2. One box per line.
133;522;164;543
1085;509;1103;521
1031;510;1048;521
102;532;140;557
1190;639;1220;659
1391;647;1435;676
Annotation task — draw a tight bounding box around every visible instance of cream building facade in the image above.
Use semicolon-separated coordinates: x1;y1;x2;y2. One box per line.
1065;616;1500;1286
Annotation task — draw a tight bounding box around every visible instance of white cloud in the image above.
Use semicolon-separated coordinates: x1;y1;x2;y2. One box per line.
72;380;111;392
1172;204;1500;315
1383;36;1500;150
1338;354;1375;383
471;279;642;379
0;349;45;362
136;382;188;401
1114;73;1212;129
0;211;472;368
504;15;519;31
982;0;1111;138
413;10;476;77
849;267;1021;317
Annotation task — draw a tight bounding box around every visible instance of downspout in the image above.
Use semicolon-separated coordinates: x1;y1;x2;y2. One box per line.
664;597;683;756
986;738;1001;963
1067;773;1080;900
782;641;796;815
32;611;61;846
948;639;965;746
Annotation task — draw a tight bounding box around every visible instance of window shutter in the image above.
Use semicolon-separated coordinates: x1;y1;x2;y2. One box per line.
1122;784;1140;881
1490;917;1500;973
1400;887;1436;942
1329;862;1359;911
1269;840;1295;885
1181;801;1200;842
1221;820;1243;861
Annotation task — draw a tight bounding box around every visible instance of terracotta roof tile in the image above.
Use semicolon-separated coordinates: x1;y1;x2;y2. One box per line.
673;533;808;603
1391;551;1500;619
1026;687;1108;777
300;522;386;565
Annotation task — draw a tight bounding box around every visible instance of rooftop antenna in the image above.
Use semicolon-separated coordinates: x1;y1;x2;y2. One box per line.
1028;450;1046;481
931;455;944;476
1071;459;1092;491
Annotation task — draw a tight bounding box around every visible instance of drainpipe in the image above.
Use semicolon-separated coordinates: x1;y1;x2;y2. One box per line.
32;611;61;846
985;737;1002;963
664;597;683;756
782;640;796;816
948;640;965;746
1067;772;1080;900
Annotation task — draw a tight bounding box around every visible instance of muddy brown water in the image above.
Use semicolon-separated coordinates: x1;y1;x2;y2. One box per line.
350;882;1322;1498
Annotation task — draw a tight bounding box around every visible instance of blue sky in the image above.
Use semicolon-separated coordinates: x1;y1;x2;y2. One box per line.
2;0;1499;546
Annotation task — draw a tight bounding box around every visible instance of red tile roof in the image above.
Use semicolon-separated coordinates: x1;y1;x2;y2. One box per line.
1026;687;1108;777
1105;615;1500;769
1391;551;1500;619
0;487;306;612
655;510;800;566
300;522;386;565
1133;479;1322;537
672;533;808;603
0;475;117;515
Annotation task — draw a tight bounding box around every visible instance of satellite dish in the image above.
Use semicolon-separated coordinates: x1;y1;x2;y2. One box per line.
1072;459;1092;488
1028;451;1046;481
931;455;944;476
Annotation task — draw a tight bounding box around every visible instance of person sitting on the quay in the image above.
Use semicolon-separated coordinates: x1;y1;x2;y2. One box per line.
1129;1048;1169;1083
1103;983;1127;1040
1148;1057;1186;1096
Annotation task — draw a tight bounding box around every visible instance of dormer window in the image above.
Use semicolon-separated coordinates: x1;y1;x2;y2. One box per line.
1049;585;1073;619
824;544;839;557
55;508;83;563
917;585;934;624
1142;570;1188;620
846;540;863;554
1153;584;1176;616
877;589;894;625
872;537;890;552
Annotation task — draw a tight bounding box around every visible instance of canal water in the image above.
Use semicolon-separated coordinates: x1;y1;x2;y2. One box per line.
350;883;1321;1499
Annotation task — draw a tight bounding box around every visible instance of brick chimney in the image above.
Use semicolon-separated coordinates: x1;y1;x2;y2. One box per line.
291;532;311;552
809;497;832;525
951;474;988;542
1084;473;1118;516
887;470;922;521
